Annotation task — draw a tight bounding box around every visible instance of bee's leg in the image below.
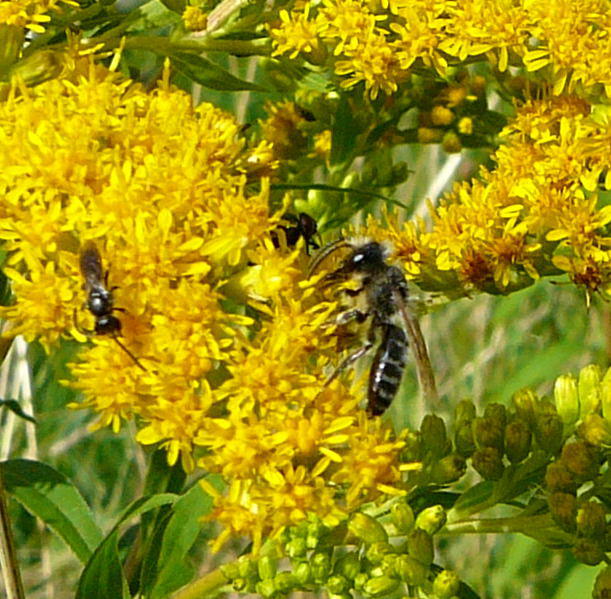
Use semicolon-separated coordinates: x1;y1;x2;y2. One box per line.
336;308;368;325
324;341;373;387
111;335;147;372
72;308;94;336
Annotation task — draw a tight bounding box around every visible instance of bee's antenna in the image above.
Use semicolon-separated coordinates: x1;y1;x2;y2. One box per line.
111;335;147;372
307;239;353;279
396;292;438;404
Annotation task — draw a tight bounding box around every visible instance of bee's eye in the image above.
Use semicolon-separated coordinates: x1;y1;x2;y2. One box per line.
352;253;365;264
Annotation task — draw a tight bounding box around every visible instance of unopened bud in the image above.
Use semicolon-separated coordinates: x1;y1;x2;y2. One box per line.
334;552;361;580
504;419;531;463
421;414;449;458
293;562;312;585
577;413;611;447
10;50;63;87
286;537;307;558
455;420;476;457
256;579;276;598
326;574;350;594
472;446;504;480
544;460;578;493
401;430;424;461
363;575;400;597
554;374;579;425
366;542;394;565
274;572;297;593
311;551;332;583
432;569;461;598
578;364;602;417
548;492;577;532
561;440;600;483
458;117;473;135
533;410;563;454
407;528;434;565
593;565;611;599
393;554;428;585
601;368;611;420
415;504;447;536
512;389;538;425
573;538;605;566
430;453;467;484
473;416;504;451
258;555;277;580
484;403;508;428
441;131;462;153
576;501;606;538
348;513;388;544
417;127;443;143
390;500;415;534
431;105;455;126
237;556;257;580
354;572;368;591
455;399;476;424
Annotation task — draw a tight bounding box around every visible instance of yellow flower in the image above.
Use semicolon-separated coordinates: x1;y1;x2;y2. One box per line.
182;5;208;31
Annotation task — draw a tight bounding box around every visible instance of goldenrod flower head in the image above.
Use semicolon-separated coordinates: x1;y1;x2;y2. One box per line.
0;0;75;33
182;5;208;31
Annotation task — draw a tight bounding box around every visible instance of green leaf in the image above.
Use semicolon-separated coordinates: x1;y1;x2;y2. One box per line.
76;494;178;599
2;459;103;563
0;399;35;423
451;481;494;516
331;95;359;166
149;482;215;598
171;53;267;91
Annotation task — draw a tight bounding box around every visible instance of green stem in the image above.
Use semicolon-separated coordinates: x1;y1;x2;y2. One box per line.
0;466;25;599
121;36;269;56
170;566;230;599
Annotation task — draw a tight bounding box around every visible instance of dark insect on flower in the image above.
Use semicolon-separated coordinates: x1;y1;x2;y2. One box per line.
309;239;436;416
75;241;146;371
272;212;320;255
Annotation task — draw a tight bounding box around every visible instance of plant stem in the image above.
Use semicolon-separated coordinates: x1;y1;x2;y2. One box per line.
0;466;25;599
170;566;230;599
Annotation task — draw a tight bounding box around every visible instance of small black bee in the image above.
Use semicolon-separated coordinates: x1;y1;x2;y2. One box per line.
310;239;436;415
76;241;145;371
272;212;320;255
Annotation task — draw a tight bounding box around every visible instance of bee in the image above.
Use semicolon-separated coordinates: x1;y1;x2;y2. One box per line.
76;241;146;371
309;239;437;415
272;212;320;255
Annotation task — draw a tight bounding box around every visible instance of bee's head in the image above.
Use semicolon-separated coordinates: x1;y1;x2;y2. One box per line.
344;241;388;274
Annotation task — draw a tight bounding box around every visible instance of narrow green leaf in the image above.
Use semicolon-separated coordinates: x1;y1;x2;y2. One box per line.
149;482;215;598
0;399;35;423
1;459;102;563
331;95;359;166
171;53;267;91
451;481;494;516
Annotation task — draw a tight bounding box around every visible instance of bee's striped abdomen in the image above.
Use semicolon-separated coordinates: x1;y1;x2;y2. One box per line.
367;323;408;416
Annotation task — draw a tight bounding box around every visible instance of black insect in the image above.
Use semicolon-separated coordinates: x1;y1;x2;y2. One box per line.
272;212;320;255
76;241;145;371
309;239;436;416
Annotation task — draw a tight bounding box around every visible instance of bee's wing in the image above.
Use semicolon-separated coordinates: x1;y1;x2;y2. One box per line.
79;241;104;288
396;291;438;404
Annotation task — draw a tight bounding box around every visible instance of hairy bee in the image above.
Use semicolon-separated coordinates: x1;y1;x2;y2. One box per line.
310;239;436;415
76;241;146;371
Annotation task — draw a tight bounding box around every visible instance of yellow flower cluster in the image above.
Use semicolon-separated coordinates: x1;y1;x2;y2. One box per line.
270;0;611;99
0;0;74;33
367;96;611;297
0;64;406;552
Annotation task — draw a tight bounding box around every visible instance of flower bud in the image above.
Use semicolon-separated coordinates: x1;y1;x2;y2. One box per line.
421;414;449;458
548;492;577;532
455;419;476;457
363;575;400;597
334;552;361;580
393;554;428;585
430;453;467;484
572;538;605;566
472;446;504;480
484;403;508;428
441;131;462;153
237;556;257;580
274;571;297;593
390;500;415;534
533;410;563;454
348;513;388;544
401;430;424;462
577;413;611;447
326;574;350;594
311;551;332;583
258;555;277;580
432;569;461;598
10;50;63;87
554;373;579;425
544;460;578;493
458;117;473;135
415;504;447;536
473;416;504;451
512;389;538;425
593;565;611;599
286;537;307;558
561;440;600;483
578;364;601;417
365;542;394;565
504;419;531;463
407;528;434;565
293;562;312;586
354;572;368;591
417;127;443;144
455;399;476;424
306;519;324;549
255;579;276;598
431;105;455;126
601;367;611;420
0;24;24;71
576;501;606;538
